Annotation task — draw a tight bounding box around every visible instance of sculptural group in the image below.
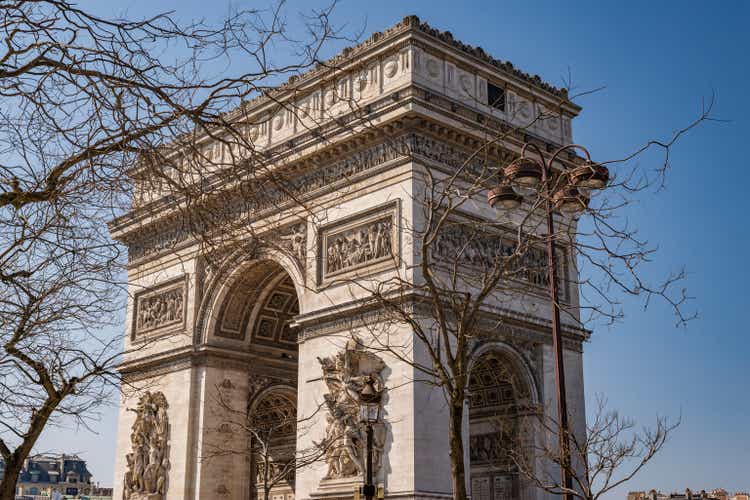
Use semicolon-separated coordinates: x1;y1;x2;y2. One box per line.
123;391;170;500
317;340;386;479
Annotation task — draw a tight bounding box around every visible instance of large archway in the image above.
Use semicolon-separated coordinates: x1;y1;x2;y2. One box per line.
209;257;302;360
204;256;303;500
468;348;536;500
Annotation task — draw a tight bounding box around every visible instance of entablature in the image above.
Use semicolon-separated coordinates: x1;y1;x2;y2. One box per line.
113;115;582;269
112;17;583;244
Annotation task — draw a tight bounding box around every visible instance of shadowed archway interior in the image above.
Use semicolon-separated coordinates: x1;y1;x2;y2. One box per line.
249;388;298;500
214;260;300;360
468;351;533;500
211;259;302;500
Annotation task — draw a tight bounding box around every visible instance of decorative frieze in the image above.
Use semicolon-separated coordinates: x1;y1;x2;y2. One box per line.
125;132;499;263
132;277;187;340
123;391;170;500
432;224;569;302
129;225;186;262
318;201;399;285
124;132;514;264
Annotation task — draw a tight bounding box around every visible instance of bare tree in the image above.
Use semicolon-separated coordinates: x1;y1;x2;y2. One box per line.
206;381;330;500
328;90;713;500
511;397;679;500
0;1;344;497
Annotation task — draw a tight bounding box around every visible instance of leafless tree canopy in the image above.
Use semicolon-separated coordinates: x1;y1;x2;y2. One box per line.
332;85;711;500
0;1;343;497
511;397;679;500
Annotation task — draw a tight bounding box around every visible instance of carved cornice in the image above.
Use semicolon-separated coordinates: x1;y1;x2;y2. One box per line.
296;293;586;348
118;345;296;382
407;17;569;98
119;348;194;383
220;16;571;124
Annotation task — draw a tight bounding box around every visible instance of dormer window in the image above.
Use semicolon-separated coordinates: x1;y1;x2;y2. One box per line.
487;82;505;111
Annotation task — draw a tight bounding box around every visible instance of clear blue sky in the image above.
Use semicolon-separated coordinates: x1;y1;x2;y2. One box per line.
39;0;749;497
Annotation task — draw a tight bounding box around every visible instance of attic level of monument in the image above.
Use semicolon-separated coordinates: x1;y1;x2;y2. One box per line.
111;17;581;234
230;15;578;118
211;15;581;149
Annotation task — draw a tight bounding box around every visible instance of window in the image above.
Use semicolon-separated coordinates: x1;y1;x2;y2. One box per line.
487;82;505;111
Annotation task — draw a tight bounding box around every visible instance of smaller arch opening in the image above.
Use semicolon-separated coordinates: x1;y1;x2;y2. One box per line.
468;350;535;500
249;388;298;500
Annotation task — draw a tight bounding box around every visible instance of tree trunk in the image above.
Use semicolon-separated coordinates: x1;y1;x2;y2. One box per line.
0;395;63;500
448;401;468;500
0;456;21;500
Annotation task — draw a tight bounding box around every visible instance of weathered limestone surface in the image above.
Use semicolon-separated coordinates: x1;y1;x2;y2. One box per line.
111;16;588;500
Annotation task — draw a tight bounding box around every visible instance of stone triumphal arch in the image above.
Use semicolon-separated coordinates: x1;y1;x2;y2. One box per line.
112;16;588;500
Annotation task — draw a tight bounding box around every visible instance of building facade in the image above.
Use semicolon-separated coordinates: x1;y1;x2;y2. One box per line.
111;16;588;500
0;454;100;498
629;490;750;500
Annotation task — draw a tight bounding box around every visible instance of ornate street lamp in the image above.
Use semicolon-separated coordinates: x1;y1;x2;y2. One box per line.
553;186;590;213
504;156;543;187
359;378;382;500
488;182;524;210
569;162;610;190
488;142;609;500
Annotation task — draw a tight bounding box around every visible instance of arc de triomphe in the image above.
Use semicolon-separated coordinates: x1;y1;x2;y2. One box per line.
111;16;588;500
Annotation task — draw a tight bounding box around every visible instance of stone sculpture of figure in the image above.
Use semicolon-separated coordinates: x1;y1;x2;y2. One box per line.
280;223;306;261
376;221;391;258
123;391;169;500
317;339;386;480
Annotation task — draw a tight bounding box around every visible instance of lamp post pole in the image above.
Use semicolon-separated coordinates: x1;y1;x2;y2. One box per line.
539;146;574;500
489;142;608;500
364;424;375;500
360;377;381;500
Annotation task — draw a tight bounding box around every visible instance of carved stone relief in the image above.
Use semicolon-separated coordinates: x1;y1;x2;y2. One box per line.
469;431;509;465
276;221;307;264
432;224;569;301
248;375;277;402
123;391;170;500
126;133;512;264
318;202;399;284
317;340;387;479
325;217;392;274
132;278;186;339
